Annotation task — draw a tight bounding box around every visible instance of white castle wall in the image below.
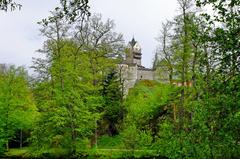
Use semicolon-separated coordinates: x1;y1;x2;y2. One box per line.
137;69;154;80
119;64;138;95
119;38;157;95
133;58;141;66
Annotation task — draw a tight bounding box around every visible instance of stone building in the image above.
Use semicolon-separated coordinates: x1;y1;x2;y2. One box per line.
118;38;193;95
120;38;155;94
0;63;7;73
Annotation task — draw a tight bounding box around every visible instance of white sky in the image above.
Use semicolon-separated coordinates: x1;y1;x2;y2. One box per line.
0;0;179;70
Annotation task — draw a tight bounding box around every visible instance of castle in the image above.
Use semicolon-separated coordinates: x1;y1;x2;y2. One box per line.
120;38;156;94
119;38;192;94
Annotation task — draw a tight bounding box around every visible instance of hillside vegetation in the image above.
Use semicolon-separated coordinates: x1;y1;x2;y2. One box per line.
1;0;240;158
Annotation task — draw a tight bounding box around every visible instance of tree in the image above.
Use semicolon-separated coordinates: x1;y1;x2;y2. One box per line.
58;0;90;22
155;20;174;83
163;0;195;133
0;0;89;15
0;65;36;152
31;14;97;155
72;13;124;147
31;9;124;155
193;0;240;157
73;14;124;86
0;0;21;11
102;70;123;136
196;0;240;81
154;0;240;157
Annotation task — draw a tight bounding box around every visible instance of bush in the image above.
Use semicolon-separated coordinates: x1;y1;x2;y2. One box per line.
121;124;153;150
97;135;124;149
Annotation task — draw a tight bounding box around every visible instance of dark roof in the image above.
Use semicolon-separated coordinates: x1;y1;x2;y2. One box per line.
120;61;137;66
129;38;137;47
133;52;142;55
137;65;154;71
120;61;154;71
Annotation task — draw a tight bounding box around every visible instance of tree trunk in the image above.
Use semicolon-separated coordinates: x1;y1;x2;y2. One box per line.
6;141;9;151
20;128;23;149
173;103;177;123
95;120;98;148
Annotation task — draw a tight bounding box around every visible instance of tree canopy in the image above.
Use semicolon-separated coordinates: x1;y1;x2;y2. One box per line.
0;0;239;158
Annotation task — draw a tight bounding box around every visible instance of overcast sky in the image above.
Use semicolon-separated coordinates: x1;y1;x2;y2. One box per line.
0;0;179;70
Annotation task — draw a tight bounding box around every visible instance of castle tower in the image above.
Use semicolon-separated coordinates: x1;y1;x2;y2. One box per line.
127;38;142;66
120;38;155;96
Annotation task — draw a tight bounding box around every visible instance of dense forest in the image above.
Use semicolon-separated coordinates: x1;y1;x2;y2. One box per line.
0;0;239;158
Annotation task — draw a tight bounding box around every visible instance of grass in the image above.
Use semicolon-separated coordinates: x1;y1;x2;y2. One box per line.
79;148;160;159
4;147;162;159
4;147;30;158
3;136;163;159
4;147;69;159
97;135;124;149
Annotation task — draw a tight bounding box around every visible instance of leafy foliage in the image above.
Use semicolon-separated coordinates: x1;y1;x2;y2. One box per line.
0;0;21;11
30;6;124;156
0;65;36;153
1;0;240;158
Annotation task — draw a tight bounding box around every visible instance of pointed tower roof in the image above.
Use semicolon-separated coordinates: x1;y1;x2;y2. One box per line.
129;37;137;47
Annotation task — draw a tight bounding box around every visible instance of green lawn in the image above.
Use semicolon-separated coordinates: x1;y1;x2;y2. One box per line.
4;147;30;158
4;147;161;159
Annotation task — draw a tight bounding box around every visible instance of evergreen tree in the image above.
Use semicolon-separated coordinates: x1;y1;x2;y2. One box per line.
102;70;123;136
